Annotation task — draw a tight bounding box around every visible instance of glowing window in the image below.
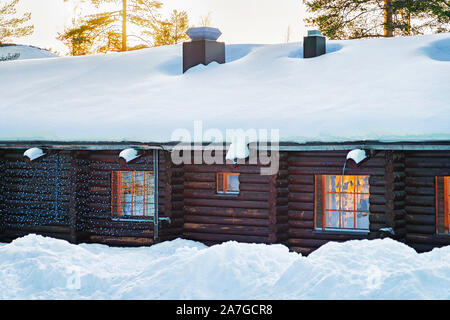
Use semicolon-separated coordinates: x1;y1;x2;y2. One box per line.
217;172;240;194
315;175;370;231
436;176;449;234
111;171;155;219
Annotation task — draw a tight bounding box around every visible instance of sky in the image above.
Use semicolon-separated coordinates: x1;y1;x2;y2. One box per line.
14;0;307;55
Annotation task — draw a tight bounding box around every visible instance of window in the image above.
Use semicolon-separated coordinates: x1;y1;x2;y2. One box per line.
217;172;240;194
111;171;155;219
315;175;370;231
435;176;449;234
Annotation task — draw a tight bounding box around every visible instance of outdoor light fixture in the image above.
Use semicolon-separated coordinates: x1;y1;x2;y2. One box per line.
346;149;368;165
226;138;250;164
119;148;141;166
23;147;45;164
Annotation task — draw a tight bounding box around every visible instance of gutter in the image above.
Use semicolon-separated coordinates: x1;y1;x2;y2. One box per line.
0;141;450;151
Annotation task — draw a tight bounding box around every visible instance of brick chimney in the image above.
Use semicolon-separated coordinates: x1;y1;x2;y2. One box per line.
303;30;326;58
183;27;225;73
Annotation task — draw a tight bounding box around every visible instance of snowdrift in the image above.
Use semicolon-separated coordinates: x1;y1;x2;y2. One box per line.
1;234;450;299
0;44;56;61
0;34;449;143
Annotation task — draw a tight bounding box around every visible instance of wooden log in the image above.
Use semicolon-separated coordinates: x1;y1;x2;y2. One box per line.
183;231;270;244
184;198;269;209
288;210;314;221
183;223;270;237
288;166;385;176
287;175;314;185
406;233;450;245
183;189;270;202
289;246;314;255
405;177;435;187
88;236;154;247
289;202;314;211
287;192;314;203
184;215;269;227
184;164;264;174
185;206;269;219
288;184;314;193
288;220;314;229
405;196;435;207
405;205;435;215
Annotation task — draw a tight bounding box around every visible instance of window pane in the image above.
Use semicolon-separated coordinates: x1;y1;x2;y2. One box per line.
356;176;369;194
356;193;369;211
356;211;369;230
227;174;240;192
326;175;339;193
123;194;132;216
341;176;355;193
326;210;340;228
340;193;355;211
341;211;354;229
326;192;339;210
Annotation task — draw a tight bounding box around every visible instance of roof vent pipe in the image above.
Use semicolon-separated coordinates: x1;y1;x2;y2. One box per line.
183;27;225;73
303;30;326;58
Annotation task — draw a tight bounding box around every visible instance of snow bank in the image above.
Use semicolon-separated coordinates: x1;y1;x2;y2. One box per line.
0;44;57;61
0;34;449;143
1;234;450;299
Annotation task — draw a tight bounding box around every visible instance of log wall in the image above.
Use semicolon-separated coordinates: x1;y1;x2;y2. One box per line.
404;151;450;252
182;153;284;245
1;147;449;254
0;149;182;246
79;150;181;246
0;150;73;242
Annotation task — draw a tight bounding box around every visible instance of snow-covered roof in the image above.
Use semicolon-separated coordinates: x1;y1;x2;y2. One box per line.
0;34;449;144
0;44;57;61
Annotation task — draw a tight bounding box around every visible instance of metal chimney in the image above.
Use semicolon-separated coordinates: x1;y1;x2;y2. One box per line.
183;27;225;73
303;30;326;58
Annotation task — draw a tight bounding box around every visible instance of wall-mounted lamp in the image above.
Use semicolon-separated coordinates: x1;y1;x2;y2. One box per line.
23;147;46;164
346;149;368;165
226;140;249;164
119;148;142;166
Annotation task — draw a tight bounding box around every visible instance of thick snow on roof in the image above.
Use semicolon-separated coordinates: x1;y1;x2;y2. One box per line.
0;44;56;61
0;34;449;143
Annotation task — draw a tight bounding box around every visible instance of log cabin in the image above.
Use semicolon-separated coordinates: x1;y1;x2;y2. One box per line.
0;29;449;255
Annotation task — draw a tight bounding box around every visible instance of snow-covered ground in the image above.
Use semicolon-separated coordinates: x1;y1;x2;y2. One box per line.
1;234;449;299
0;34;449;143
0;44;57;61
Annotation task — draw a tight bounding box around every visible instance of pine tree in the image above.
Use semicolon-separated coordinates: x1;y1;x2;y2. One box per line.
59;1;189;54
303;0;450;40
63;0;162;51
57;13;120;55
153;10;190;46
0;0;34;44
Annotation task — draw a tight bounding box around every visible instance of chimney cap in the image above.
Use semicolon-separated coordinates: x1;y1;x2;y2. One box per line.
307;30;324;37
186;27;222;41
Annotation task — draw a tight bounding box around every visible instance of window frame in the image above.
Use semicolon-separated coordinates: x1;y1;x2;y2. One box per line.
216;172;240;195
435;176;449;235
111;170;156;222
315;174;370;233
